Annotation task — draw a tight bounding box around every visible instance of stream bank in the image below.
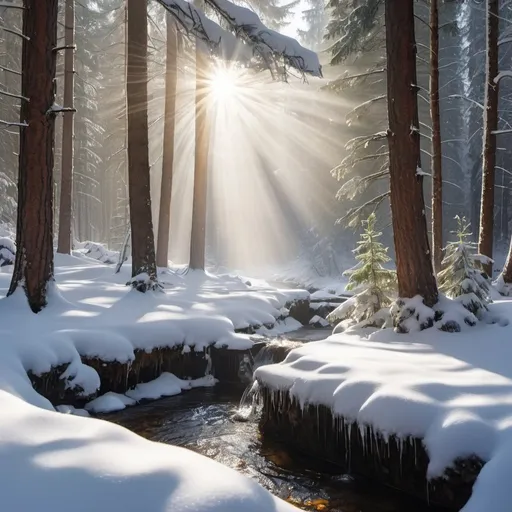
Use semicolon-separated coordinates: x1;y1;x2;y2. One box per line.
103;384;444;512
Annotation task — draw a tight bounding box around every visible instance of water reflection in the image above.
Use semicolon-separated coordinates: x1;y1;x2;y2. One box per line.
104;385;443;512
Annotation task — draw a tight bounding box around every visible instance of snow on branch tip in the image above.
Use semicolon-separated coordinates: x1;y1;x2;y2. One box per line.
156;0;322;78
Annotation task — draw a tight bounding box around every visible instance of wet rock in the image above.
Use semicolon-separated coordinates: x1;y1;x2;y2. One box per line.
258;386;483;510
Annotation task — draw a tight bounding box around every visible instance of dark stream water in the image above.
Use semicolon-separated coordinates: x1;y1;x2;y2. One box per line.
104;328;443;512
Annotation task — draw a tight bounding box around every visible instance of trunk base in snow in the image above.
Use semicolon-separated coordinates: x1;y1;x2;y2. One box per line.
258;387;483;510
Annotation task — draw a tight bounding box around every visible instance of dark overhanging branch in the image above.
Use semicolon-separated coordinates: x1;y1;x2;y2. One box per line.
0;64;20;75
154;0;321;78
53;45;76;52
0;26;28;40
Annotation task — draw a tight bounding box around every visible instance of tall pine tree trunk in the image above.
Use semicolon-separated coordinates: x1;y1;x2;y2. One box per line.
126;0;157;288
501;238;512;286
189;43;210;270
385;0;438;307
57;0;75;254
156;14;178;268
478;0;499;277
430;0;443;273
8;0;58;312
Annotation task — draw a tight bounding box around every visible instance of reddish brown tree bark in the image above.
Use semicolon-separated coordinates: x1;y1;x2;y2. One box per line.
385;0;438;306
57;0;75;254
189;43;210;271
478;0;499;277
501;238;512;286
156;14;178;268
126;0;158;288
430;0;443;273
8;0;58;312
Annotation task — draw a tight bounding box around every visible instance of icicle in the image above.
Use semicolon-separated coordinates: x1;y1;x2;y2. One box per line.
374;429;381;461
347;422;352;471
204;347;212;376
359;423;366;456
343;419;348;464
126;360;132;391
398;437;403;476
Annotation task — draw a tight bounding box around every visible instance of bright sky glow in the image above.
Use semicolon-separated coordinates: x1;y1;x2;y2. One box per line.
209;64;240;103
149;55;354;272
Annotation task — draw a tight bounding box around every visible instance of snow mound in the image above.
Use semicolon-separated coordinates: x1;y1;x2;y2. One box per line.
255;299;512;511
0;392;298;512
126;373;216;401
55;405;90;417
85;392;137;413
78;241;120;264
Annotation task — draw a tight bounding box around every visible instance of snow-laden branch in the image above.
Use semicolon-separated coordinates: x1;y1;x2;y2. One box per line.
156;0;249;62
156;0;321;77
498;37;512;47
495;71;512;84
447;94;484;110
346;94;386;126
323;68;385;92
0;1;23;9
0;119;27;128
345;131;387;152
0;64;21;76
0;26;29;41
206;0;321;76
0;87;28;101
336;191;390;228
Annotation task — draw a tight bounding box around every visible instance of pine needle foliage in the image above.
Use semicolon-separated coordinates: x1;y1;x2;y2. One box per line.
325;0;383;64
437;216;492;319
328;213;395;328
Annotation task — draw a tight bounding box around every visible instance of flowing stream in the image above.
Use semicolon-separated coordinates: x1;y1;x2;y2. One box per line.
104;328;443;512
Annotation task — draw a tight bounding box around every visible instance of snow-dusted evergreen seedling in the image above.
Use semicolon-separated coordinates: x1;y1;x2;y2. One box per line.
327;213;396;330
437;216;492;321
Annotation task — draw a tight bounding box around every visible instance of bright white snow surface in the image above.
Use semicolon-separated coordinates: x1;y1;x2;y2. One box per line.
0;390;299;512
255;301;512;512
0;252;307;366
0;254;304;511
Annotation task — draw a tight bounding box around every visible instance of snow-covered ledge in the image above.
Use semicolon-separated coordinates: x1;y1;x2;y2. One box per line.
255;306;512;511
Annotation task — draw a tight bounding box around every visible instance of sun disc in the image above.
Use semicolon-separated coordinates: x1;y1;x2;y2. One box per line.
210;66;239;102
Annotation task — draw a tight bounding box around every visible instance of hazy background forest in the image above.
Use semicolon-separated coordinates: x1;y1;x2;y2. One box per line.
1;0;512;282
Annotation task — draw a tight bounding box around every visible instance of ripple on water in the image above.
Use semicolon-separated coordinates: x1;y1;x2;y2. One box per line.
103;385;443;512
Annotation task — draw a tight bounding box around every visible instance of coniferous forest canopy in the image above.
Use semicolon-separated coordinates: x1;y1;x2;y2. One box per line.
3;0;512;511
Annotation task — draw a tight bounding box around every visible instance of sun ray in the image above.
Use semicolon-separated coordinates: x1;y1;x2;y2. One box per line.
149;52;356;271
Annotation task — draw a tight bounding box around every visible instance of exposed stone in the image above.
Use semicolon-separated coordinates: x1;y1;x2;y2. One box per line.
258;386;483;510
287;299;310;324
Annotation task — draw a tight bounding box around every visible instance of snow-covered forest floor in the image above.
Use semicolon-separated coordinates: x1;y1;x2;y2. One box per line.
0;251;319;511
0;250;307;364
255;300;512;512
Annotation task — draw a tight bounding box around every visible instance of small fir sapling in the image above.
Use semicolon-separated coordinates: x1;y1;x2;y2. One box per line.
327;213;396;330
437;216;492;327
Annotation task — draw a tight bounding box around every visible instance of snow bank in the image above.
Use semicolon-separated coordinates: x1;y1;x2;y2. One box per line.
0;391;299;512
85;392;137;413
0;255;301;512
255;300;512;511
0;254;307;368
